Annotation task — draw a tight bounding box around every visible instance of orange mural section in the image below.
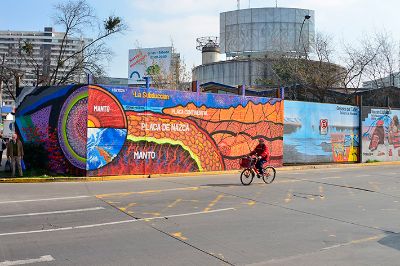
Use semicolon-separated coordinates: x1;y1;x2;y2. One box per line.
127;111;224;171
163;100;284;168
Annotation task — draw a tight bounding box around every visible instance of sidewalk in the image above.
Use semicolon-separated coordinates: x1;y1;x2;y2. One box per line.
0;161;399;183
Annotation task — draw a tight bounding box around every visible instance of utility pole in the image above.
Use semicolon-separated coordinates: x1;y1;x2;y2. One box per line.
237;0;240;10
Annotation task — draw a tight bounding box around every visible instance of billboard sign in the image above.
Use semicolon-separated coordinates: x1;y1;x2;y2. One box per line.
128;47;172;85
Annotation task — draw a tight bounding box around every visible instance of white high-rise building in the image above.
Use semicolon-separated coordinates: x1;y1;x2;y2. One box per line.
0;27;91;106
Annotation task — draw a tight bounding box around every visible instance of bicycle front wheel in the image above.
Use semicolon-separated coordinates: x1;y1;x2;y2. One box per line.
262;166;276;184
240;168;254;185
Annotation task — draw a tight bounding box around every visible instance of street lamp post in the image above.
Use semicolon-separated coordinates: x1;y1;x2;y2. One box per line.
298;15;311;58
293;15;311;100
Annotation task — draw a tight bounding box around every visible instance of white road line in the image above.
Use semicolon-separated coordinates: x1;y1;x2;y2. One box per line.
0;196;91;204
0;208;235;237
0;207;105;219
146;208;236;220
0;255;54;265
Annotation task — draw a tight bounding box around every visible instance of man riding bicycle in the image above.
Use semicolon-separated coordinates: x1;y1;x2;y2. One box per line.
249;138;270;177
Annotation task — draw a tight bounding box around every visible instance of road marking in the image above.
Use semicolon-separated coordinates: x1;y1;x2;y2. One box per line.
250;234;385;265
171;232;187;240
0;208;235;237
0;207;105;219
167;199;182;208
0;196;91;204
96;186;201;198
148;208;235;220
0;255;54;265
245;201;256;206
142;212;161;217
116;203;137;212
321;234;384;250
204;194;224;212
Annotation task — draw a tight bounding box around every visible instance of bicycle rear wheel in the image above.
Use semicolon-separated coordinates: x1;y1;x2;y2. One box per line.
262;166;276;184
240;168;254;185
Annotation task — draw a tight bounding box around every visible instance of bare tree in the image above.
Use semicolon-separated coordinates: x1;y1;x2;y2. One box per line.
272;32;343;102
3;0;126;88
364;32;399;88
340;40;379;91
270;31;400;103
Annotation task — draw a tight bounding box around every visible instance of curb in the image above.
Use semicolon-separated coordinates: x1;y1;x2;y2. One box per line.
0;161;399;183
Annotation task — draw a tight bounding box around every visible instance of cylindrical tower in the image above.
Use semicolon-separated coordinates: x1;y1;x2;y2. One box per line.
196;37;220;65
220;7;315;57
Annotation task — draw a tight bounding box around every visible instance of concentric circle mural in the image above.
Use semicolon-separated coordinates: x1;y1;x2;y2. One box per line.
58;86;88;169
87;85;128;171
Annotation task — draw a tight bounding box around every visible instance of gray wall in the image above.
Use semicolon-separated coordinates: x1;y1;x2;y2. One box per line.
220;8;315;56
193;59;278;87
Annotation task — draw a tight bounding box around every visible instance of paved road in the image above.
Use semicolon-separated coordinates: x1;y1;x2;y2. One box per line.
0;165;399;265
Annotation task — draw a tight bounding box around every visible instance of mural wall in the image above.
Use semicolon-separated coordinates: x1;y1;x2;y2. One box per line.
87;85;284;176
16;85;88;175
16;85;284;176
284;101;359;163
362;107;400;162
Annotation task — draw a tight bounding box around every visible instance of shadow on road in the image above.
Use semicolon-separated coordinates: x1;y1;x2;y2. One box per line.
378;233;400;251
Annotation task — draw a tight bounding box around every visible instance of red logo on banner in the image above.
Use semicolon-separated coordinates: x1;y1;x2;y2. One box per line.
320;119;328;135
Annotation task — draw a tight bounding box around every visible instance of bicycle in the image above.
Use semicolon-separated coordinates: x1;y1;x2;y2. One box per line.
239;156;276;185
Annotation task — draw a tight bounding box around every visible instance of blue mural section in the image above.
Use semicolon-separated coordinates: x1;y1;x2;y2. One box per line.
101;86;277;113
87;128;127;170
284;101;359;163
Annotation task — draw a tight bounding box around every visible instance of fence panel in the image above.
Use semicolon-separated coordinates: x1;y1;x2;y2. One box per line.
361;107;400;162
284;101;359;164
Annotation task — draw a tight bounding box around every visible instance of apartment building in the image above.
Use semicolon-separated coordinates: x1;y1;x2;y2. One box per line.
0;27;90;106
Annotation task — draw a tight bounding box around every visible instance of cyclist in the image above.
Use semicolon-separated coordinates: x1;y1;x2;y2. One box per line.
249;138;270;177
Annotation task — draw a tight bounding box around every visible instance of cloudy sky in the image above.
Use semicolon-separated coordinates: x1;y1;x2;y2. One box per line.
1;0;399;78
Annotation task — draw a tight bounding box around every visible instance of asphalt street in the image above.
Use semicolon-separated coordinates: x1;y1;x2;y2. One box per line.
0;165;399;265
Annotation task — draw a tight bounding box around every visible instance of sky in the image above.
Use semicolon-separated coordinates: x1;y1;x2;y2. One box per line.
1;0;399;78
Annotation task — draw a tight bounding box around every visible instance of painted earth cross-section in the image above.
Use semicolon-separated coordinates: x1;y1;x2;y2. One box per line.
87;86;284;176
15;85;283;177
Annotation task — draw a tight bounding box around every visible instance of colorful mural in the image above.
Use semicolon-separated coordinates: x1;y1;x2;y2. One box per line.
16;85;283;176
284;101;359;163
87;85;284;176
362;107;400;162
16;85;88;175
